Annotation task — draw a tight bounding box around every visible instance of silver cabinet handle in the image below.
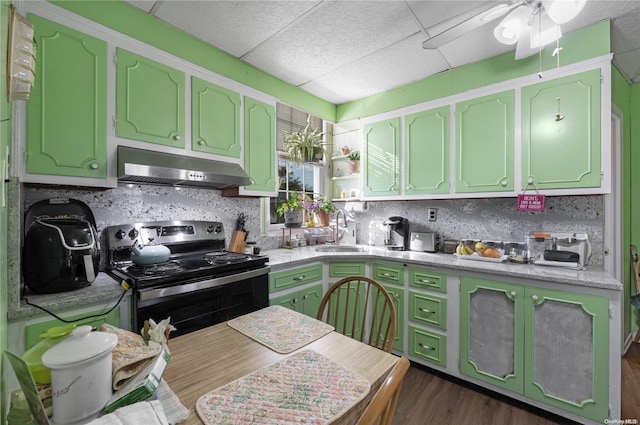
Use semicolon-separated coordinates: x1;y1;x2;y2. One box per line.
293;298;298;304
418;307;435;315
418;343;435;351
418;279;433;285
511;291;517;297
382;273;391;277
295;275;305;281
501;180;508;187
303;294;308;300
532;295;539;301
174;135;181;140
197;139;205;145
90;162;99;170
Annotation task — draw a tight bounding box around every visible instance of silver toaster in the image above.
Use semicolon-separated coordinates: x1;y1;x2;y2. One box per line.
409;232;439;253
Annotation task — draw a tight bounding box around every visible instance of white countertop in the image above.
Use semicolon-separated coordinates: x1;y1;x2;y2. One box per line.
265;245;623;292
9;245;621;321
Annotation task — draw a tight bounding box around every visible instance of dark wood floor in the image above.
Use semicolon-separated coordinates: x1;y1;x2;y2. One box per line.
392;343;640;425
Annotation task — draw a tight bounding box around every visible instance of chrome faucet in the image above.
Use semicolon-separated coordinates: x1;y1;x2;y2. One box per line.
334;209;348;245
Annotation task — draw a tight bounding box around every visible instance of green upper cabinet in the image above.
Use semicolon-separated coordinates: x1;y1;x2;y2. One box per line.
404;106;450;195
116;48;185;148
191;77;240;158
362;117;400;197
455;90;515;193
26;15;107;178
521;69;601;190
243;96;276;193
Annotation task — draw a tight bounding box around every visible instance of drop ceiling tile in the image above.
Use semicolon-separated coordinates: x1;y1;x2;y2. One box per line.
242;1;420;86
301;34;449;104
152;0;320;57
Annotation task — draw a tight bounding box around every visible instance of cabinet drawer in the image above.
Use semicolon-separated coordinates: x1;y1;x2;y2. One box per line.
269;264;323;292
409;268;447;293
329;261;365;278
372;263;404;285
409;325;446;367
410;291;447;329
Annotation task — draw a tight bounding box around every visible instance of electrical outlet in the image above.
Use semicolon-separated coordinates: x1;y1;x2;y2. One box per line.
427;208;437;221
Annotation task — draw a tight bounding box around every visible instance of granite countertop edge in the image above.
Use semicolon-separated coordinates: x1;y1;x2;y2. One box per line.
9;245;622;321
265;245;623;292
9;273;124;321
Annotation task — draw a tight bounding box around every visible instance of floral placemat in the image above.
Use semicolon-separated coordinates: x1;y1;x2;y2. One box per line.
227;305;334;354
195;350;371;425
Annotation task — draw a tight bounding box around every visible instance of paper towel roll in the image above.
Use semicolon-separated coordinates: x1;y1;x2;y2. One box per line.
345;202;368;212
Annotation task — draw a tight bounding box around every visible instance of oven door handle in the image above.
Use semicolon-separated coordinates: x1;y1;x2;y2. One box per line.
137;266;270;301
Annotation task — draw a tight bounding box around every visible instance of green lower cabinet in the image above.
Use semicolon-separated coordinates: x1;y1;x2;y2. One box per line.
409;325;446;367
381;285;404;352
460;277;609;422
328;261;366;278
409;267;447;293
269;264;323;293
270;283;323;318
409;291;446;330
24;307;120;350
372;262;404;285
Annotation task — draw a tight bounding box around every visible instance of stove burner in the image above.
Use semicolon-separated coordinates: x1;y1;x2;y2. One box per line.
203;252;249;264
129;261;182;275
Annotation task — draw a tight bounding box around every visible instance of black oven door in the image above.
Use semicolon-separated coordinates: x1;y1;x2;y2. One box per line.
134;267;269;337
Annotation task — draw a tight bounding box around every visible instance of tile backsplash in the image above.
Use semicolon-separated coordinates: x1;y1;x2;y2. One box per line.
21;184;605;265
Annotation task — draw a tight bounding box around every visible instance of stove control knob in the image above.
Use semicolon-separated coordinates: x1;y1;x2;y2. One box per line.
128;229;139;240
115;229;126;240
207;224;222;234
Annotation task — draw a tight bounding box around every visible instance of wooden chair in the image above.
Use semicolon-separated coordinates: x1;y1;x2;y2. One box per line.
316;276;397;353
357;356;411;425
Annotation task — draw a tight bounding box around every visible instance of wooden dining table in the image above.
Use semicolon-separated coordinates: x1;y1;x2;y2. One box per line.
163;315;400;425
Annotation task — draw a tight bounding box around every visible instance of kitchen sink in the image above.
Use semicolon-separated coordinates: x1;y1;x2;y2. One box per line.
315;245;366;253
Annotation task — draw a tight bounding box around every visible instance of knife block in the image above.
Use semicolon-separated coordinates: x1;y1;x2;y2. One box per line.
229;231;246;253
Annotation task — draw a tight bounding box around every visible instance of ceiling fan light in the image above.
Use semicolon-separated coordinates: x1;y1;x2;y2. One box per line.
493;6;532;45
542;0;586;24
529;14;562;48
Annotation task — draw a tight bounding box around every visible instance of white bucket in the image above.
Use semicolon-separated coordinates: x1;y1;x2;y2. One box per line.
42;325;118;425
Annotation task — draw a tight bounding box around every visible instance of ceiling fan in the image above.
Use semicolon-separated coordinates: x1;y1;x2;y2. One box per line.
421;0;587;59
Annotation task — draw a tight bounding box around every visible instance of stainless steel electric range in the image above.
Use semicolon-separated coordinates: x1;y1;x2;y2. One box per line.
104;220;269;336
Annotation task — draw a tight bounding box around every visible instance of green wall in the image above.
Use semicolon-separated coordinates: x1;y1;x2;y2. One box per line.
612;66;634;338
337;21;611;121
50;0;337;122
0;1;11;421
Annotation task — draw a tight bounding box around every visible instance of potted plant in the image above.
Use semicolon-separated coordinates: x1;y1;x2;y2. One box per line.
276;191;304;228
315;196;336;227
347;151;360;174
284;115;327;164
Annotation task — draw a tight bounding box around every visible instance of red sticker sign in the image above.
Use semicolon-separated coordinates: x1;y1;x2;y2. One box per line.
517;194;545;212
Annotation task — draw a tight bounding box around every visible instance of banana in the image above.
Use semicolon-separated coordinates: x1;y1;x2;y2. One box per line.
456;242;473;256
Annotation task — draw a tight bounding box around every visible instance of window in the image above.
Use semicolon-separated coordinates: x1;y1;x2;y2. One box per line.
268;103;328;227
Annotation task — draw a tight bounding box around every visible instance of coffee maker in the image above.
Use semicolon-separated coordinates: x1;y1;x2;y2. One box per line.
384;216;410;251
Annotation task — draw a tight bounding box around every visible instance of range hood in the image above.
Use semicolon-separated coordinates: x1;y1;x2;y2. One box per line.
117;146;252;189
